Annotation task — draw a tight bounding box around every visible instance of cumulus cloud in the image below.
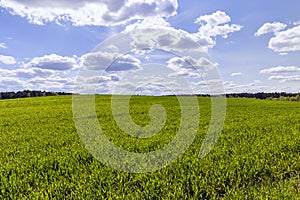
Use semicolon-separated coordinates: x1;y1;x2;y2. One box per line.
110;74;195;95
255;21;300;53
24;54;77;71
74;12;236;95
124;11;242;53
126;16;171;30
80;52;118;71
124;19;202;53
166;56;215;77
0;43;7;49
76;50;143;94
193;10;243;44
255;22;287;36
0;67;55;79
260;66;300;85
260;66;300;74
80;52;141;71
0;9;241;93
17;68;55;79
195;11;231;26
268;25;300;53
167;56;199;78
134;27;203;53
0;77;25;91
0;50;139;92
106;55;141;71
268;75;300;83
0;55;17;65
74;74;116;94
0;67;75;92
0;0;178;26
0;53;79;91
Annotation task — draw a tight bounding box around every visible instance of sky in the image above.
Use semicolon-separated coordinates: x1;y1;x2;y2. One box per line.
0;0;300;94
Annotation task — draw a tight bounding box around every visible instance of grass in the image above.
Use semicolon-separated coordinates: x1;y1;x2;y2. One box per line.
0;95;299;199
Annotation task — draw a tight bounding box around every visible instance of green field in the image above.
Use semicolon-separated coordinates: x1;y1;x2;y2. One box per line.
0;95;299;199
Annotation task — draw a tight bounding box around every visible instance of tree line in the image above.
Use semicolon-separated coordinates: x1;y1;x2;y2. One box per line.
0;90;299;101
0;90;72;100
187;92;300;101
225;92;300;101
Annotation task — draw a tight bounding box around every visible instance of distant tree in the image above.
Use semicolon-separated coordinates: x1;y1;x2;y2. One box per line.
0;90;73;100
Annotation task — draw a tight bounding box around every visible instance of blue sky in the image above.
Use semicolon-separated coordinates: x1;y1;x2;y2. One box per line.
0;0;300;94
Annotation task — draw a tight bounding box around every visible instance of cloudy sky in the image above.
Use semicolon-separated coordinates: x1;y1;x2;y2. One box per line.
0;0;300;94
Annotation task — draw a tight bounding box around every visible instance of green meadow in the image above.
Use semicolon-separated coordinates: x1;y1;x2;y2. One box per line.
0;95;299;199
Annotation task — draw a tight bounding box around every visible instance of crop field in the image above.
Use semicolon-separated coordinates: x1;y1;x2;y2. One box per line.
0;95;299;199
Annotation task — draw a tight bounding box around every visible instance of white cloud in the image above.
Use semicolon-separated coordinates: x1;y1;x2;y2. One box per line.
111;75;193;95
0;0;178;26
80;52;118;71
0;10;241;93
268;25;300;53
255;21;300;53
0;55;17;65
74;12;238;95
0;67;56;79
74;74;119;94
255;22;287;37
0;51;140;92
259;66;300;85
124;11;242;53
198;23;242;39
279;52;288;56
231;72;243;77
0;66;75;92
0;53;79;91
0;43;7;49
196;79;224;86
195;11;230;26
0;68;14;77
124;18;203;53
17;68;55;79
167;56;199;78
27;77;75;91
106;55;141;72
223;79;300;93
0;77;25;91
166;56;215;77
128;16;171;29
293;20;300;26
260;66;300;74
268;75;300;83
80;52;141;71
24;54;77;71
224;80;266;93
194;11;243;41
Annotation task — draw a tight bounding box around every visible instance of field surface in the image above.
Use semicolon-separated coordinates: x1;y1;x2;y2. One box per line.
0;95;299;199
